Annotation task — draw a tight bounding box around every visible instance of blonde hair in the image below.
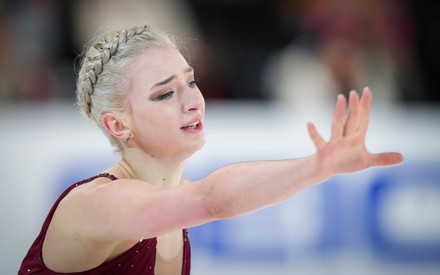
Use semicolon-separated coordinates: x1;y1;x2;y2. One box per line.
76;25;176;150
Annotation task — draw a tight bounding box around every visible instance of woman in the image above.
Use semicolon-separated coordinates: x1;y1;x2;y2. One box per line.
19;24;403;275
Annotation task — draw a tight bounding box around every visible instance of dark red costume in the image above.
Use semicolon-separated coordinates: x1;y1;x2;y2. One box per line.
19;173;191;274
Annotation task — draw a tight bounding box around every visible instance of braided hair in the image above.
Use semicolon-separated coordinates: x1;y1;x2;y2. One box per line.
76;25;176;150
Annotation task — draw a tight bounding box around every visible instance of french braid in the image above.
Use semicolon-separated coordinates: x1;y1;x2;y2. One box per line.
75;24;175;150
77;25;150;117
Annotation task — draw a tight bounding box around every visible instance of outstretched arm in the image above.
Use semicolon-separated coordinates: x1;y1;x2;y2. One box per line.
64;88;403;242
199;87;403;219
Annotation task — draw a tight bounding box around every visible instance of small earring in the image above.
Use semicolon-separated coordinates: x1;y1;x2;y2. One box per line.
124;133;131;145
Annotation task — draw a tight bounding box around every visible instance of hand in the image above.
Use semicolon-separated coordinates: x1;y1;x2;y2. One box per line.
306;87;403;178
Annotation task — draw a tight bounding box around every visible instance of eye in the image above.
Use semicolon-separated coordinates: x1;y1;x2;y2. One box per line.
153;91;174;101
188;78;200;88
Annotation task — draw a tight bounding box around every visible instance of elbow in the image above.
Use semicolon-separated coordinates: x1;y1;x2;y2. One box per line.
207;201;233;221
207;204;223;220
201;180;234;221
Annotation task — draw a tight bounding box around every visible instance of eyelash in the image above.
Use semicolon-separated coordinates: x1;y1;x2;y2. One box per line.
154;91;174;101
153;79;200;101
188;78;200;88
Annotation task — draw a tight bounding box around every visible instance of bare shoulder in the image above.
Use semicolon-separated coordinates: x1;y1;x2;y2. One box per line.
53;177;158;235
42;176;144;272
43;174;213;271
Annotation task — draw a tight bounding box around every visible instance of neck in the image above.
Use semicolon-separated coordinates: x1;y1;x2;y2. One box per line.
117;153;185;188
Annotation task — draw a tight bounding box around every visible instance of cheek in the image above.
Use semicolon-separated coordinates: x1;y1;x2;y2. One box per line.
133;106;177;135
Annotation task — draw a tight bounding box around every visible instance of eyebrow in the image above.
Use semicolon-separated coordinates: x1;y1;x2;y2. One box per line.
150;66;194;90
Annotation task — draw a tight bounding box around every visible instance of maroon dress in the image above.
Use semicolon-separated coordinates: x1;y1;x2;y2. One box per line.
19;173;191;275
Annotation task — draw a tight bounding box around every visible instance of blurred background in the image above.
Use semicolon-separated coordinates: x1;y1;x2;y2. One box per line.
1;0;439;274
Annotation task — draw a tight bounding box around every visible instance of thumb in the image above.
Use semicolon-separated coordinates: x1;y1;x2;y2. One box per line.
368;152;404;168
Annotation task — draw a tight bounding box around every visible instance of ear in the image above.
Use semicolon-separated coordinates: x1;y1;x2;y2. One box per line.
102;113;130;141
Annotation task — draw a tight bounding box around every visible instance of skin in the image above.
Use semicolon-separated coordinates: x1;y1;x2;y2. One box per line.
42;46;403;274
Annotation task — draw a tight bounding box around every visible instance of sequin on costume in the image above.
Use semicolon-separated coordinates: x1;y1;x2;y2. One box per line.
19;173;191;274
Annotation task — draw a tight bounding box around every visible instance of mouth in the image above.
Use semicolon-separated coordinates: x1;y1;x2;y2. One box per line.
181;120;203;130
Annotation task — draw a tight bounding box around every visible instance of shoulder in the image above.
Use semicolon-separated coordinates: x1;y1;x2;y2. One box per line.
60;177;156;216
43;177;155;252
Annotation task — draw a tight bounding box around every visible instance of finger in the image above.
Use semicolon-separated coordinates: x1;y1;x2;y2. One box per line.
368;152;404;168
343;90;360;136
358;87;372;137
331;94;346;139
307;121;326;150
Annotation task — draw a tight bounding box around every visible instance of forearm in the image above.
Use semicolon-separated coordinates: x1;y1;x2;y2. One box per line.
199;154;328;220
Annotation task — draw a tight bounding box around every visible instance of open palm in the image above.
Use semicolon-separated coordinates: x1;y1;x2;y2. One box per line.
307;87;403;178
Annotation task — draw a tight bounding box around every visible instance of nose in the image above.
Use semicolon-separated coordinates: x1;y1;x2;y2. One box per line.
182;89;205;113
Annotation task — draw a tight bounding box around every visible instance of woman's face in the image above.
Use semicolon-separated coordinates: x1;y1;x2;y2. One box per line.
125;46;205;160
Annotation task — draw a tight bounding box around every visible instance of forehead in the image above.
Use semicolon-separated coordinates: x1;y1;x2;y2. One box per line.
130;46;190;87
